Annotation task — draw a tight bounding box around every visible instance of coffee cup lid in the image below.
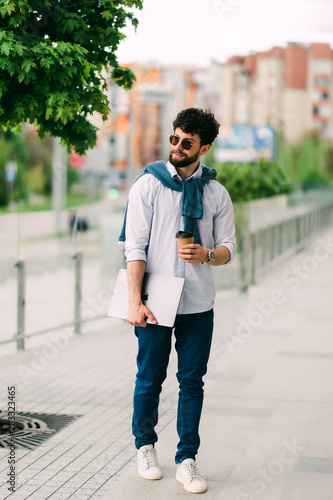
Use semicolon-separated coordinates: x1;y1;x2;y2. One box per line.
175;231;194;239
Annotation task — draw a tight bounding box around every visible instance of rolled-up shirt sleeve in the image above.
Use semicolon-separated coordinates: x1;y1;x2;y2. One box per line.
213;187;237;265
124;175;156;263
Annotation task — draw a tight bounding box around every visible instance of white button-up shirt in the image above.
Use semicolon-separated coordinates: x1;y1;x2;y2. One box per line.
124;161;236;314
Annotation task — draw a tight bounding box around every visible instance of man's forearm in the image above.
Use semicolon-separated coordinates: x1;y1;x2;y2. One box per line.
209;245;231;266
127;260;146;305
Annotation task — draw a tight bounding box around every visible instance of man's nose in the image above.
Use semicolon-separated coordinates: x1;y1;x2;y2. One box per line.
176;139;185;150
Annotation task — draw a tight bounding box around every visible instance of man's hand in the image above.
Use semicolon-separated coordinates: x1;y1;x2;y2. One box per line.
127;302;157;327
178;244;231;265
178;244;208;263
127;260;157;327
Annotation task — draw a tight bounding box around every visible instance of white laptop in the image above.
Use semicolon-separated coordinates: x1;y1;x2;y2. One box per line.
108;269;185;328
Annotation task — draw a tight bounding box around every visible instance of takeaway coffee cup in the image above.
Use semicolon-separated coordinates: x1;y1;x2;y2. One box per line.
176;230;195;249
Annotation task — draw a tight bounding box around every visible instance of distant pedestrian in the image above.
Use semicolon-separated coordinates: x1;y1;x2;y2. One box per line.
69;210;89;237
69;210;76;237
120;108;236;493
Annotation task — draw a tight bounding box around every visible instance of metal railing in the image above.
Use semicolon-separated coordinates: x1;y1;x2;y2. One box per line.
238;200;333;291
3;251;107;351
2;199;333;351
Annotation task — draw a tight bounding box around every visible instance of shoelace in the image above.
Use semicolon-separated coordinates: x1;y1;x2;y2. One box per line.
183;461;201;481
141;448;157;469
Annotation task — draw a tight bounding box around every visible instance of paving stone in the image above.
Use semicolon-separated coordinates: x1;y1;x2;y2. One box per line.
280;470;333;500
296;457;333;473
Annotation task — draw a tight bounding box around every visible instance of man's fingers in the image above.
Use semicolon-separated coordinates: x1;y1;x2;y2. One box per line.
181;243;197;249
127;310;147;327
179;244;196;251
128;318;147;327
127;307;157;327
144;307;157;325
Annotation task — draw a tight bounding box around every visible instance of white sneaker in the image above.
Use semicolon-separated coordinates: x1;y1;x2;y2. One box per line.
137;444;162;480
176;458;207;493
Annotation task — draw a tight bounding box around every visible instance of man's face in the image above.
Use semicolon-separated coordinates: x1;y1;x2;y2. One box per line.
169;128;203;168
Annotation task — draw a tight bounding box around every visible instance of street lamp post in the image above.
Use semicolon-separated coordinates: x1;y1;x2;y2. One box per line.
52;138;68;236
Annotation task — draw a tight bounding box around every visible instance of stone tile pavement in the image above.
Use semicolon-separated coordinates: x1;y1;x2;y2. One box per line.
1;228;333;499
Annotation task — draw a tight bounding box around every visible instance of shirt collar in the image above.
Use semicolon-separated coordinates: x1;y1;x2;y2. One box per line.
166;161;202;181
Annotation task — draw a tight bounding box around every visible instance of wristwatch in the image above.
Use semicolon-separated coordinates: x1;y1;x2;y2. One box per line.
206;249;215;263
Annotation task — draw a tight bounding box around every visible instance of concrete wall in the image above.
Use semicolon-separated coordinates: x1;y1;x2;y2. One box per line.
283;89;308;143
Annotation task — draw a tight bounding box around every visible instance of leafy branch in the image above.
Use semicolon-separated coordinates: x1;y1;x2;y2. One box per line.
0;0;143;154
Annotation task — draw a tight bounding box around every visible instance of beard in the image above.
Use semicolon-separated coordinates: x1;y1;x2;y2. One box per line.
169;149;200;168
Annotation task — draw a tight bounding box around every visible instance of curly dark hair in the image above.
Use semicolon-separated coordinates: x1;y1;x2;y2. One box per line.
172;108;220;145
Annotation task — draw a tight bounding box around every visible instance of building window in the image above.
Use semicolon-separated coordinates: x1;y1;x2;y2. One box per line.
313;105;330;119
320;106;330;118
312;90;320;101
314;77;331;86
313;90;330;101
312;60;332;75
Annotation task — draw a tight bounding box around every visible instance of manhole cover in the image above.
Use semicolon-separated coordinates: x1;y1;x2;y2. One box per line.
0;411;81;449
0;419;24;435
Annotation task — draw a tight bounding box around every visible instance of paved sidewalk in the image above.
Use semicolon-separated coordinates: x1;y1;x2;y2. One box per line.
1;228;333;499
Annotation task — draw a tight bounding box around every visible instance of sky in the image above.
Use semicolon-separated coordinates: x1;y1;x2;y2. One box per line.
116;0;333;66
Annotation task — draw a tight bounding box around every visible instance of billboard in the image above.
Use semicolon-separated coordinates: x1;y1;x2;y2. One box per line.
214;125;276;163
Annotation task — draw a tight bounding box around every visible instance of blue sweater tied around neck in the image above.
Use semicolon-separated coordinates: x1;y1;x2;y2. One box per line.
119;160;217;246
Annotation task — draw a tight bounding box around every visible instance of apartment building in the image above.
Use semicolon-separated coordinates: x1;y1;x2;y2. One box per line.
86;61;219;180
307;43;333;134
82;43;333;179
220;56;249;126
221;42;333;144
282;43;308;143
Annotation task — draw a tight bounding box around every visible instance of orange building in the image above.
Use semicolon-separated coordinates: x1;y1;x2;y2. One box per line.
102;62;207;179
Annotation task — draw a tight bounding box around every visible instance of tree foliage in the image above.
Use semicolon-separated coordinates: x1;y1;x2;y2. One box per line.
278;133;333;190
0;0;143;154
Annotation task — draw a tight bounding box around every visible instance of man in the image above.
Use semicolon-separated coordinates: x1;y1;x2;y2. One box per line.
122;108;236;494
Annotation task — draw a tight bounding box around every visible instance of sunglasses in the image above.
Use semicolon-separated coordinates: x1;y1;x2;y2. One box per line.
169;134;202;151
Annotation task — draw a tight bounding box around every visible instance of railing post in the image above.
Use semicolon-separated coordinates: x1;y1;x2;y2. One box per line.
15;257;26;350
239;231;249;293
73;252;83;335
250;232;257;285
279;222;284;254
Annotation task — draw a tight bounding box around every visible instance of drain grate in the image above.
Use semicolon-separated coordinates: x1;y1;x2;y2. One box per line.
0;411;81;449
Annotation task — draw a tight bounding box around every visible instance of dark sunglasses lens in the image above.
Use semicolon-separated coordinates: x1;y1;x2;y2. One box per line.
181;140;192;150
169;135;193;150
169;135;178;146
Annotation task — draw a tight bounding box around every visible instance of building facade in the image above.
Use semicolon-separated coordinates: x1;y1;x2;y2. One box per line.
86;61;221;183
221;42;333;144
82;42;333;182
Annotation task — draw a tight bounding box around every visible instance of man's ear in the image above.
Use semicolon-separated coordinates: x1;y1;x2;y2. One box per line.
200;144;211;157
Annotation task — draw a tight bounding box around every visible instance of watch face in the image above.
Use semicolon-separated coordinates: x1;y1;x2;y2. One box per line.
208;250;215;262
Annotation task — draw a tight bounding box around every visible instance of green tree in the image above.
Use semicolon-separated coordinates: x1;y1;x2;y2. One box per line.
278;133;333;190
0;0;142;155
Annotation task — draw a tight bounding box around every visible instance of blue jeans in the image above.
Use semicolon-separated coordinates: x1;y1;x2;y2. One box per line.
132;309;214;464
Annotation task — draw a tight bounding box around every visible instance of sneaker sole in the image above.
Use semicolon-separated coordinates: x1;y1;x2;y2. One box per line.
138;470;163;480
176;472;207;493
